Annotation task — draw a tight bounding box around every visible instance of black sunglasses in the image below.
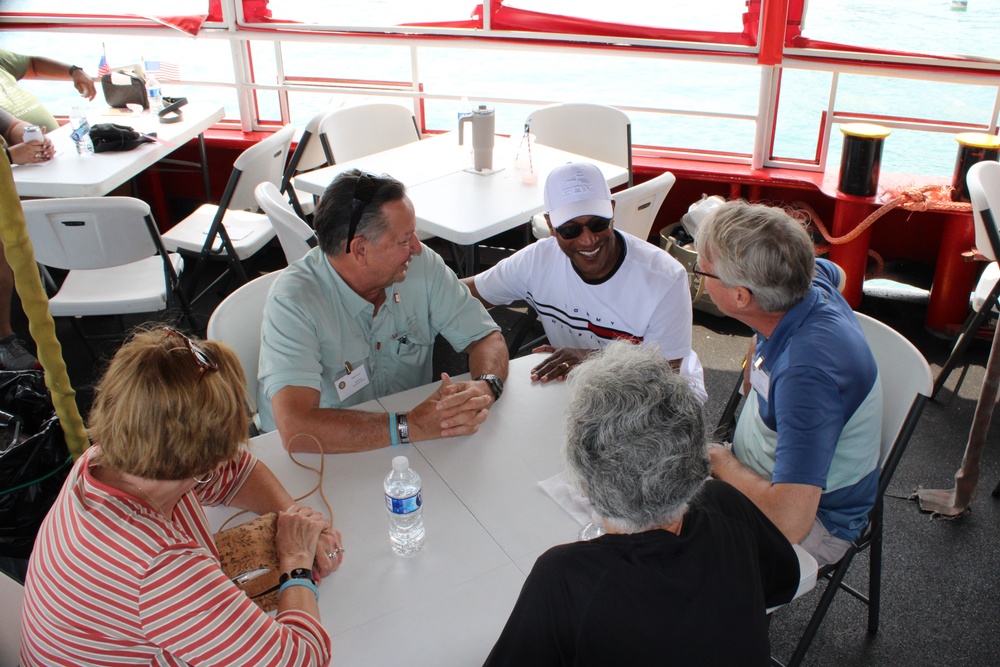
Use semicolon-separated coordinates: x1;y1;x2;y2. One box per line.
162;327;219;380
345;172;378;253
555;217;612;240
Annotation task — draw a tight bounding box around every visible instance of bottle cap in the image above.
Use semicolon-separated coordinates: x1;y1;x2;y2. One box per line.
392;456;409;471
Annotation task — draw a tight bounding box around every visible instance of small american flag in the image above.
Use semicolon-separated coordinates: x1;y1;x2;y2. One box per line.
144;60;180;83
97;55;111;77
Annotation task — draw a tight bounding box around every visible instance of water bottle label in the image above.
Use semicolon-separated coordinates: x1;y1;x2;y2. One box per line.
70;118;90;144
386;491;422;515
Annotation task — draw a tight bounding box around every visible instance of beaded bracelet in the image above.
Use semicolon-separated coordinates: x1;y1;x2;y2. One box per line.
279;578;319;601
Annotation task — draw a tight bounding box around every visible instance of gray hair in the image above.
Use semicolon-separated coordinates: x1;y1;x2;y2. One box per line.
564;341;710;534
313;169;406;256
694;200;815;313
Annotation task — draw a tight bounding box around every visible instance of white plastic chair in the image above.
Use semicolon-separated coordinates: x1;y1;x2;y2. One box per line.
932;159;1000;398
322;103;420;164
281;108;341;219
21;197;195;350
207;270;281;414
161;125;294;303
771;312;932;667
0;570;24;667
255;182;317;265
610;171;676;241
526;103;633;186
526;103;633;238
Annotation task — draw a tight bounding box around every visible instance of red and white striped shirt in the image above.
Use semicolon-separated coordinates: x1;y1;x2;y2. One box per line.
20;447;331;666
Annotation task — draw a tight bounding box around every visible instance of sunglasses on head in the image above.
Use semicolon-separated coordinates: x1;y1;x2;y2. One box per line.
555;217;612;240
162;327;219;380
345;172;378;253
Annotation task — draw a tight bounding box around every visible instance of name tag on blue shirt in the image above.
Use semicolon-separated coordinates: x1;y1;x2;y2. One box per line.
335;362;370;401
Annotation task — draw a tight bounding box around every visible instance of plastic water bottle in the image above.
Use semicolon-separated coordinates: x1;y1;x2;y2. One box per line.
384;456;425;556
69;106;94;156
146;73;163;112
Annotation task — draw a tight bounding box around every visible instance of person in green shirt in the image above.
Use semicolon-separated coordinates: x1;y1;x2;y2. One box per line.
0;49;96;133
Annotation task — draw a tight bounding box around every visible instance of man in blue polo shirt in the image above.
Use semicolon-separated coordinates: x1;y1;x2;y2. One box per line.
695;200;881;567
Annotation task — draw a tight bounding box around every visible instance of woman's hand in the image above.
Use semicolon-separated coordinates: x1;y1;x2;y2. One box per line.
314;527;344;579
276;504;327;572
8;138;53;164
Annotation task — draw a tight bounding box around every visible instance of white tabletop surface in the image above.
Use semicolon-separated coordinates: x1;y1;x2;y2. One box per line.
206;353;576;666
208;352;815;664
11;103;225;198
293;132;629;247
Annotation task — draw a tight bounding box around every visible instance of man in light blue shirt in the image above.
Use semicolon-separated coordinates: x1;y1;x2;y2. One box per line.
259;170;508;453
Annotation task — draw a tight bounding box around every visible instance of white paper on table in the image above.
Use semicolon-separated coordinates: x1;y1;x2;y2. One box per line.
538;471;594;526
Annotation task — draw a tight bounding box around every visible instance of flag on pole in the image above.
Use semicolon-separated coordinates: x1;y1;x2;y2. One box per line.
97;55;111;77
144;60;180;83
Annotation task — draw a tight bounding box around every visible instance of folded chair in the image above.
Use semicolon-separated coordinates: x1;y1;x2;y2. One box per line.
764;313;932;667
255;182;317;265
207;270;282;422
21;197;196;354
161;125;295;304
280;108;339;219
932;159;1000;399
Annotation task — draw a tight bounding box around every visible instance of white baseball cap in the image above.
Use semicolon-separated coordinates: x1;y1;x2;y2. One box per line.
543;162;613;228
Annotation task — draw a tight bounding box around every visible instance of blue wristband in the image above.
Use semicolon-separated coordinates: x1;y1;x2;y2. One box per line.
279;578;319;601
389;412;399;446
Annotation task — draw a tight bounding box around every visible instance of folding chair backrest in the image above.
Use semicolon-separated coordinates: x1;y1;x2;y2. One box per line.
0;570;24;667
526;103;633;186
611;171;676;240
323;103;420;164
207;270;282;409
854;313;932;490
288;108;338;177
21;197;160;271
255;182;317;264
967;160;1000;263
225;124;296;212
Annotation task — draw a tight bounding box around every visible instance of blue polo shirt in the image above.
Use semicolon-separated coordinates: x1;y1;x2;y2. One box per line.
733;259;882;542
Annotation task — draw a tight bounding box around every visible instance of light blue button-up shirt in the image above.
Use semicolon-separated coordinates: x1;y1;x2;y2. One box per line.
257;245;499;432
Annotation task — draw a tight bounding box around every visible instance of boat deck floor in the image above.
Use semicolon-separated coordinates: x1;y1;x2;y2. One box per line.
7;239;1000;666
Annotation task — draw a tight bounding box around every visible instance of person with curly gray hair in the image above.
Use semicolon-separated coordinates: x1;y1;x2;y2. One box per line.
484;341;800;666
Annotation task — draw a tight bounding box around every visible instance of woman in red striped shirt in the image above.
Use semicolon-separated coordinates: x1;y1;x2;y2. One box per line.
20;327;341;666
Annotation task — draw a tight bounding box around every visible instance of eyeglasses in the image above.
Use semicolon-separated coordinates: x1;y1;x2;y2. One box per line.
163;327;219;378
555;217;612;240
692;261;722;281
345;172;378;254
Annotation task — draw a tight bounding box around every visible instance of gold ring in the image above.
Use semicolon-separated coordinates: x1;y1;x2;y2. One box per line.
560;362;570;370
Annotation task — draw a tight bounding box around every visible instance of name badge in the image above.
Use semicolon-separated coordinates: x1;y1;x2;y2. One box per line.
335;362;370;401
749;355;770;401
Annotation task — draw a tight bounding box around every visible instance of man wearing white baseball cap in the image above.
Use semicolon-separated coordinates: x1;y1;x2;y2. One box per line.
463;162;705;400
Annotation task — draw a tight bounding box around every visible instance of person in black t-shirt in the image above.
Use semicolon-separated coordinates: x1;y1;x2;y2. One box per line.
484;341;800;667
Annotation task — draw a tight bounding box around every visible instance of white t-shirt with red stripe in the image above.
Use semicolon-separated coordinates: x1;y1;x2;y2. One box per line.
19;447;331;667
475;231;706;401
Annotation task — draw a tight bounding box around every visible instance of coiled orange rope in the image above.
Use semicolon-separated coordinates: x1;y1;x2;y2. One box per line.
793;185;973;277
